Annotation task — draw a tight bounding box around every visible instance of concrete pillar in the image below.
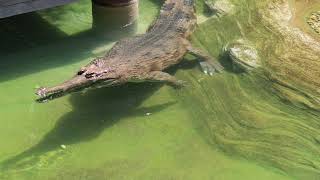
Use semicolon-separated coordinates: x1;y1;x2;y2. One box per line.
92;0;138;37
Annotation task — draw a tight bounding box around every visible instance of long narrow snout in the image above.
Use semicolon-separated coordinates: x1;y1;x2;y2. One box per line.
35;75;92;103
35;73;118;103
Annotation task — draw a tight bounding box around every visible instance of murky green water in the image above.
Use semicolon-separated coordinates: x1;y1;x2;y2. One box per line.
0;0;319;179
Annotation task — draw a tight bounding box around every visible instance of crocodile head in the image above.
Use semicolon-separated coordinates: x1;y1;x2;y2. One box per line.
35;59;121;103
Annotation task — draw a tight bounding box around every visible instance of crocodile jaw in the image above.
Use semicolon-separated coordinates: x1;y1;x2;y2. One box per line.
35;75;116;103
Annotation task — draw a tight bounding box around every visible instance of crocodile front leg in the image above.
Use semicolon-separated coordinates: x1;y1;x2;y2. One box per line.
144;71;186;88
187;46;224;75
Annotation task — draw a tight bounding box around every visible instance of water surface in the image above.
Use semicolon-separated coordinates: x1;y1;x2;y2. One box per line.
0;0;319;179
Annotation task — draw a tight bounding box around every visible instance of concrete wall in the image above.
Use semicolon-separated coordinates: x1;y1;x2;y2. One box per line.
0;0;78;18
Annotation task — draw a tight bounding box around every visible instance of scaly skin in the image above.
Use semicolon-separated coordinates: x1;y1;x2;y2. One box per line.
36;0;223;102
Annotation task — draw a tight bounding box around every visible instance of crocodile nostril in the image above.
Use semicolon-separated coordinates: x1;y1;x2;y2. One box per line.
85;73;95;78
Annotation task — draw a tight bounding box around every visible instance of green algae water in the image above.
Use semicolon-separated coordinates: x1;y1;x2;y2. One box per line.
0;0;319;179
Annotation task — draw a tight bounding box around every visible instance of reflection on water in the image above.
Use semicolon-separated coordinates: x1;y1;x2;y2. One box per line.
92;1;138;36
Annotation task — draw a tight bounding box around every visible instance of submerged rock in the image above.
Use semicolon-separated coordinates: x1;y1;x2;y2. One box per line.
60;144;67;149
205;0;235;17
225;39;261;72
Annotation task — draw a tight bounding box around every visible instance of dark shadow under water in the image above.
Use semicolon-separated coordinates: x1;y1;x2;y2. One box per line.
0;83;174;172
0;8;137;83
0;60;200;173
0;0;170;84
0;0;206;172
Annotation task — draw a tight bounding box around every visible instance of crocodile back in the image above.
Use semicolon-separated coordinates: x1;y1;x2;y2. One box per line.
147;0;197;38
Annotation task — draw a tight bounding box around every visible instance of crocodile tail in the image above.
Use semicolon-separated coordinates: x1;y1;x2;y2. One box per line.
162;0;195;10
160;0;195;18
147;0;196;36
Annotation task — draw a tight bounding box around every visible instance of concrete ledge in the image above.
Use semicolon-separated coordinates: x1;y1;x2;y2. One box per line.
0;0;78;18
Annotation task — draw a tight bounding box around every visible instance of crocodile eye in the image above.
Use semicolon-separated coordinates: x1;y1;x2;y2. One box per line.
77;69;86;75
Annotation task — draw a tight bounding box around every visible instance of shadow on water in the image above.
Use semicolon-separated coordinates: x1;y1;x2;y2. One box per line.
0;58;200;173
0;82;177;172
0;7;137;83
0;0;165;83
0;0;203;172
0;13;67;52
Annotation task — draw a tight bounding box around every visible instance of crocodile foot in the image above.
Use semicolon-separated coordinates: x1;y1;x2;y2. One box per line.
199;61;223;76
172;80;187;89
186;45;224;75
